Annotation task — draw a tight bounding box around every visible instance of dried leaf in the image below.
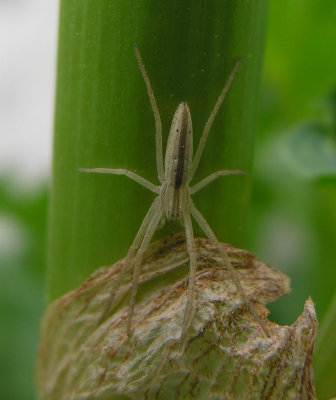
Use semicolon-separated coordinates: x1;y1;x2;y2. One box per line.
37;233;317;400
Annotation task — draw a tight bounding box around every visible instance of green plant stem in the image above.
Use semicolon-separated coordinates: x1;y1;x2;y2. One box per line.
48;0;269;301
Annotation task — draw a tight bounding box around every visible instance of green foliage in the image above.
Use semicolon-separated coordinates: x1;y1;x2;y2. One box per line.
0;178;47;400
315;293;336;399
250;1;336;397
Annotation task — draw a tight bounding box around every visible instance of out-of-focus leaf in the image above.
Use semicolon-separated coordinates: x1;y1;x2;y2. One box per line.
279;122;336;179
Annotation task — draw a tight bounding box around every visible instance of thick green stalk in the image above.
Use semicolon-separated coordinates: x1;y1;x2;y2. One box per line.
48;1;268;300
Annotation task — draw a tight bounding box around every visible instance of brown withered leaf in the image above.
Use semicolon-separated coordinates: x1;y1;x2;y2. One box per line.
37;233;317;400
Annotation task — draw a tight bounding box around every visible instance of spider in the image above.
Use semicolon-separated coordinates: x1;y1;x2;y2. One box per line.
80;45;269;340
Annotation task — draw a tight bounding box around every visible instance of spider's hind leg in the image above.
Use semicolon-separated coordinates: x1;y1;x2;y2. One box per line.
127;206;164;336
180;205;198;342
189;199;270;337
98;197;161;325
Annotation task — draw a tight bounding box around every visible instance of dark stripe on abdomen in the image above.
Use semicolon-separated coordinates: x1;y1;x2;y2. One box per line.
175;106;188;188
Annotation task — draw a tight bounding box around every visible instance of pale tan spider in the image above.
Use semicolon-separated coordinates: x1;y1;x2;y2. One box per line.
80;45;269;340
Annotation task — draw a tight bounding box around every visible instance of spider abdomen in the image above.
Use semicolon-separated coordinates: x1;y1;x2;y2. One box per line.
162;102;193;221
164;102;193;190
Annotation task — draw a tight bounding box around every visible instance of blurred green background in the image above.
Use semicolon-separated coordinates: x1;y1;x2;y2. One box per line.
1;1;336;399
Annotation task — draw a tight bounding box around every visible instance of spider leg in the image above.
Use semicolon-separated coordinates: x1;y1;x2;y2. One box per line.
134;45;165;183
98;197;161;324
189;58;242;182
79;168;159;194
189;199;270;337
180;198;198;342
127;205;164;336
190;170;246;195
